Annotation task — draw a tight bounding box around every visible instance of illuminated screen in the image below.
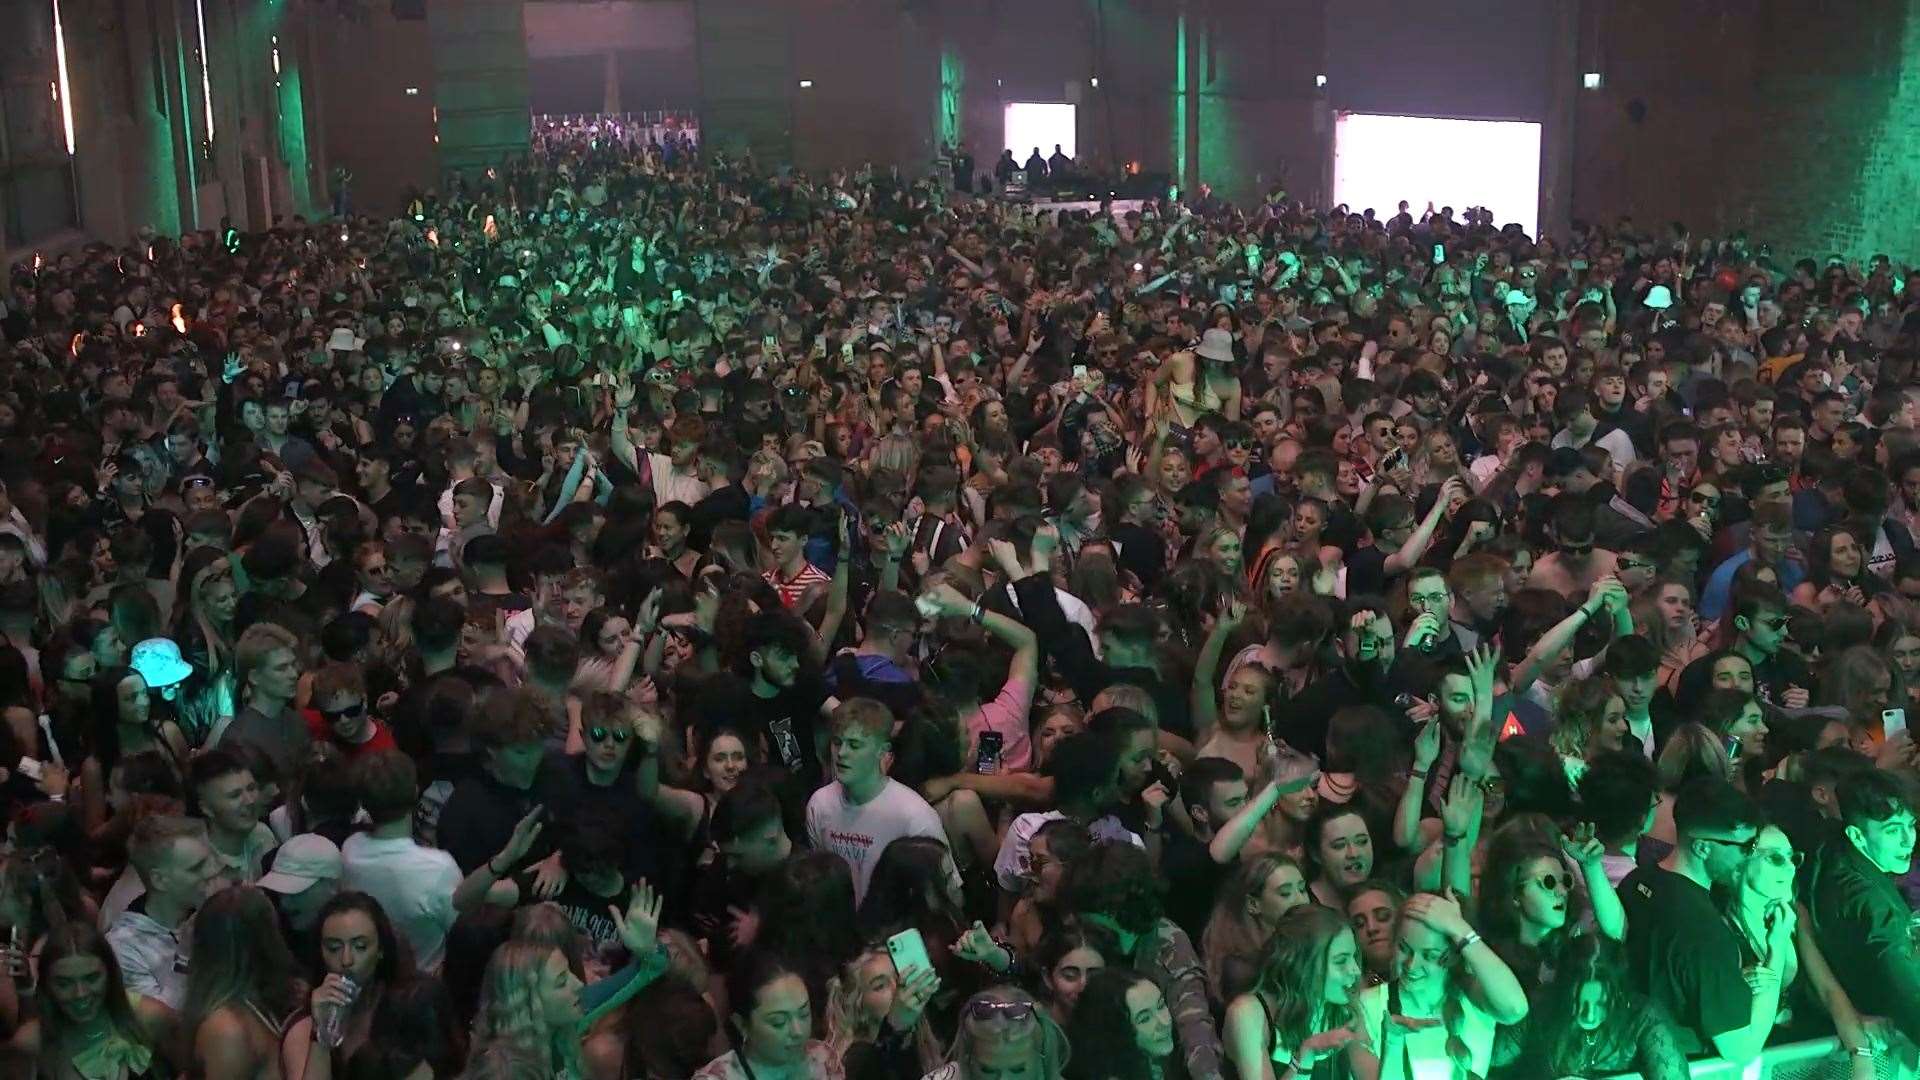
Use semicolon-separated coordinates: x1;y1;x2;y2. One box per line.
1003;103;1076;162
1333;113;1541;235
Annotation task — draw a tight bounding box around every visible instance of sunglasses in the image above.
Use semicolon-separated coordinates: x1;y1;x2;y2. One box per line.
1534;872;1572;893
319;701;366;721
588;726;630;744
1751;848;1803;870
964;999;1035;1024
1697;835;1758;855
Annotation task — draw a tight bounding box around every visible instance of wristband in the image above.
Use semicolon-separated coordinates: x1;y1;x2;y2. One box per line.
1454;930;1483;954
1410;768;1429;780
969;598;986;623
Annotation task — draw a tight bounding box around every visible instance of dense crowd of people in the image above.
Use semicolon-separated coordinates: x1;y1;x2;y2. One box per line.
0;117;1917;1080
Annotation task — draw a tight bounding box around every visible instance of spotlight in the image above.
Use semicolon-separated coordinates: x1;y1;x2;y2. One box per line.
1583;72;1603;89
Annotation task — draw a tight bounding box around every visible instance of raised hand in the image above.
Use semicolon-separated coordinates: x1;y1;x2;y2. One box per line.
495;806;545;870
1561;822;1605;867
887;964;941;1031
610;879;665;954
1401;891;1474;942
1413;718;1442;771
1440;775;1484;840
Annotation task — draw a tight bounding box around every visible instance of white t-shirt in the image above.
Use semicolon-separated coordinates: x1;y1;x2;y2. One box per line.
806;778;954;905
340;832;461;973
992;811;1142;893
647;451;710;507
1356;981;1495;1080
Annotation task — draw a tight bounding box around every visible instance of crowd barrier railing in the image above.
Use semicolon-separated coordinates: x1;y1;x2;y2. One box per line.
1600;1034;1918;1080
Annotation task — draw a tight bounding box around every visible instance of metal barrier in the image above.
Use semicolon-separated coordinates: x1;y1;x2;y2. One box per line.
1601;1035;1919;1080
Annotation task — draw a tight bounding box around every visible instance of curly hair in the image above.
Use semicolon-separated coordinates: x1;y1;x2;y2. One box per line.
472;942;575;1072
1477;839;1587;991
1550;677;1619;761
1058;840;1163;939
1065;969;1161;1080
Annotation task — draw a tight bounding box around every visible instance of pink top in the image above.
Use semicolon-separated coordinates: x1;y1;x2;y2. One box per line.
962;673;1034;774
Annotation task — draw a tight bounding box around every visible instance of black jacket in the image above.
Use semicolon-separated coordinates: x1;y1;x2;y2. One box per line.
1805;835;1920;1045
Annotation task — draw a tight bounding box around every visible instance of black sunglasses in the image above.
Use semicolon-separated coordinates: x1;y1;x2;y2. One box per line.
588;726;630;744
1534;872;1572;893
319;701;366;721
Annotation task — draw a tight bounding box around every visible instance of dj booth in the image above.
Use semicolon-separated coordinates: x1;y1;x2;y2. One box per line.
999;170;1165;222
1027;197;1148;221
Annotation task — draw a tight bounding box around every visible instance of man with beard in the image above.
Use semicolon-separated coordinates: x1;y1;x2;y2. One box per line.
1284;598;1406;761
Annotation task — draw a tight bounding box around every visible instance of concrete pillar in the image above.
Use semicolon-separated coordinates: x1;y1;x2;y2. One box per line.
1181;0;1200;195
1539;0;1579;239
603;49;620;114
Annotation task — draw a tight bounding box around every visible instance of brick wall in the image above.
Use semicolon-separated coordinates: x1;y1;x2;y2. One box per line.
1571;0;1920;262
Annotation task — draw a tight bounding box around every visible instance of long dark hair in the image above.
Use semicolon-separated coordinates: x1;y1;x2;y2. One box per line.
754;852;860;1010
34;923;146;1053
86;666;142;775
312;891;412;990
857;835;961;938
1531;935;1650;1076
343;977;466;1080
1066;969;1166;1080
182;886;301;1046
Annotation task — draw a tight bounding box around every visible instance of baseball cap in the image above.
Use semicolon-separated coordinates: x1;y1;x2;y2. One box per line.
257;834;343;895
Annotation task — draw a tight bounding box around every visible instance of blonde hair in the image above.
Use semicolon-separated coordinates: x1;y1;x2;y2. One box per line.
233;622;297;699
945;985;1069;1080
376;595;417;674
472;943;577;1075
869;433;920;479
1655;722;1735;793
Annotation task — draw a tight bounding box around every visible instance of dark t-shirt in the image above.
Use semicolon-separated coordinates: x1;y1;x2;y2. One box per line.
737;676;829;790
535;752;665;886
1159;828;1226;945
438;771;544;874
512;871;636;978
1619;865;1752;1056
